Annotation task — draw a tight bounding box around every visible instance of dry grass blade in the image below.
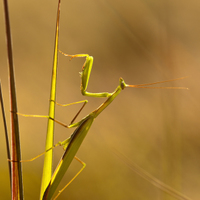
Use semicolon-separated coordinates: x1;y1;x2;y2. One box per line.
0;81;11;188
3;0;24;199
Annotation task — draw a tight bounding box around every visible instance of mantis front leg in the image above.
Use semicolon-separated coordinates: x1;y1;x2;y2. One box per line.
59;50;113;98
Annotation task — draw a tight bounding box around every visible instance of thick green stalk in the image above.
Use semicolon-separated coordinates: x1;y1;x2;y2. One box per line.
40;0;61;199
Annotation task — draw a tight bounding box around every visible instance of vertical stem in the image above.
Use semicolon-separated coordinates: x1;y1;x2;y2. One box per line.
3;0;24;199
40;0;61;199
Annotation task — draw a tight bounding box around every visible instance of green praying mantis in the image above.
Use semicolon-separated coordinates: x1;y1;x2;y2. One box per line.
16;50;189;200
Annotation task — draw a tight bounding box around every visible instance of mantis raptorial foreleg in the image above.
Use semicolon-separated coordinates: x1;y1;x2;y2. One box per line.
59;50;188;93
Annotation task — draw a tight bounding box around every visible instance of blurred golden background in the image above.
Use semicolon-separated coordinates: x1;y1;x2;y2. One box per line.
0;0;198;199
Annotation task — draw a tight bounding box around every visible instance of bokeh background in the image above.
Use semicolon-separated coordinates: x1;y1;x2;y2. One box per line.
0;0;198;199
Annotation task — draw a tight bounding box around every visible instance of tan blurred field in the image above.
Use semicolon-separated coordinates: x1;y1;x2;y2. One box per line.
0;0;199;199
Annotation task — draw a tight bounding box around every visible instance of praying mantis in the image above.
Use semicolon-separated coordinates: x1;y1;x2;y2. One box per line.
17;50;189;200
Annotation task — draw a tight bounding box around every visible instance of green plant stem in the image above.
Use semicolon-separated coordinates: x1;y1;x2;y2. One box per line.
40;0;61;199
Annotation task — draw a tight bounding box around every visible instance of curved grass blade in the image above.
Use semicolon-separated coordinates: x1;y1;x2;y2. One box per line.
40;0;61;199
113;150;192;200
3;0;24;199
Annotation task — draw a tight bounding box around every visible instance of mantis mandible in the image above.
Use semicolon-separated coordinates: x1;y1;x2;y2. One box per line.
17;51;188;200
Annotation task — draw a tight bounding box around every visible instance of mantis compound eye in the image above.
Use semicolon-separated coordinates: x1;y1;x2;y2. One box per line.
119;77;125;90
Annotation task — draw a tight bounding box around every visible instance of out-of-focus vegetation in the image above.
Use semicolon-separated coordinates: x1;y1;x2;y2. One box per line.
0;0;198;199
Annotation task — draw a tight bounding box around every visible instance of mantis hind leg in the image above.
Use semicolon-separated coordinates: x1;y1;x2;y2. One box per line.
9;138;71;163
53;156;86;200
